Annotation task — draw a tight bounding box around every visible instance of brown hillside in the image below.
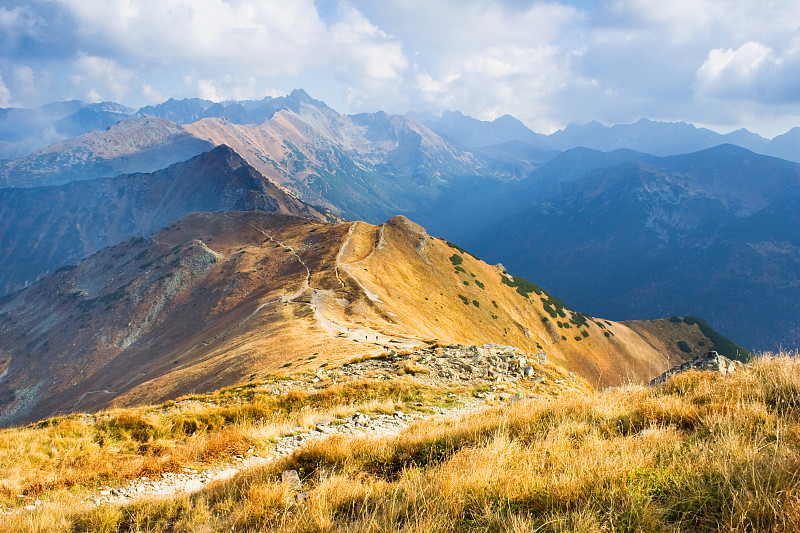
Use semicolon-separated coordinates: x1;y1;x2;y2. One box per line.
0;212;718;426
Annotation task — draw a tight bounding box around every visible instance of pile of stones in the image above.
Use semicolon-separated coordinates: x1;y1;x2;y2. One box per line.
649;351;743;385
331;343;550;386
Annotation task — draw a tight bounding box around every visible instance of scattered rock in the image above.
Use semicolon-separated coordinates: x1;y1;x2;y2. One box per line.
282;469;302;491
650;351;743;385
43;343;577;513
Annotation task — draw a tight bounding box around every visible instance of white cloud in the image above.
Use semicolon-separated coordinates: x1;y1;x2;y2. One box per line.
0;0;796;136
195;75;264;102
13;65;35;94
141;83;164;104
695;41;800;103
197;78;222;102
72;53;134;102
53;0;330;74
396;2;590;131
0;5;41;43
45;0;414;110
329;4;408;89
0;73;11;107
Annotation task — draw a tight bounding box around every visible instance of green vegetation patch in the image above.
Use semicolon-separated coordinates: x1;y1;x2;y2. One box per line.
449;253;463;266
541;293;569;319
677;341;692;353
569;312;589;329
458;294;470;305
501;275;544;299
446;240;479;259
681;316;751;362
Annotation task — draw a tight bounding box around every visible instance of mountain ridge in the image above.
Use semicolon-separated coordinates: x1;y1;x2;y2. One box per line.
0;145;329;296
0;210;737;427
0;117;214;188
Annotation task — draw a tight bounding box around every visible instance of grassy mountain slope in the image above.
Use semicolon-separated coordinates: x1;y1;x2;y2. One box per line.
0;211;733;427
1;354;797;531
434;145;800;351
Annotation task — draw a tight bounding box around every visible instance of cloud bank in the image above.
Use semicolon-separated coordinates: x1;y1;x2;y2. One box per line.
0;0;797;136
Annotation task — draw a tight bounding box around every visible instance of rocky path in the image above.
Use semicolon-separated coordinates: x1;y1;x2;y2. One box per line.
87;343;575;507
89;396;484;506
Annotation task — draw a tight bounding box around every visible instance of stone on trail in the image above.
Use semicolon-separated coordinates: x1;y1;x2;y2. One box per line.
282;469;302;491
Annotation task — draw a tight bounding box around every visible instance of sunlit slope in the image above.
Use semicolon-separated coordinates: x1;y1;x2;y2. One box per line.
0;212;731;426
337;216;720;386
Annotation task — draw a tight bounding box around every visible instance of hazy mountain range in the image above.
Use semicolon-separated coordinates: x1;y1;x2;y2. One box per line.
0;145;329;296
3;90;798;164
0;89;797;356
426;144;800;351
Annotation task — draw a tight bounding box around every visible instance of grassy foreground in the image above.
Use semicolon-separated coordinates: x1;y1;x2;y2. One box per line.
4;354;800;532
0;379;455;505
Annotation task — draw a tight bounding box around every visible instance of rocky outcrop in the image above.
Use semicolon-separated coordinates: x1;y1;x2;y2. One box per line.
649;351;743;385
334;344;562;388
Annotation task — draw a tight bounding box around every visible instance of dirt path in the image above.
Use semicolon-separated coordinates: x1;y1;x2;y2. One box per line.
89;394;486;506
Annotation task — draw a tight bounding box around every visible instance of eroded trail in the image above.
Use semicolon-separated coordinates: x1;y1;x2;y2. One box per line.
88;392;485;507
221;215;417;351
223;213;312;301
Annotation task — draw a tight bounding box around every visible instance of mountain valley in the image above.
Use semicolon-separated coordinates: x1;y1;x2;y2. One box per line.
434;144;800;350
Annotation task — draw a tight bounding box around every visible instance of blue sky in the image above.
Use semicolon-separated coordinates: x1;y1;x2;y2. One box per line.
1;0;798;137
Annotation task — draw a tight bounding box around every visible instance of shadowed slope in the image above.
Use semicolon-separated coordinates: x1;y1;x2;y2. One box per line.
0;145;330;296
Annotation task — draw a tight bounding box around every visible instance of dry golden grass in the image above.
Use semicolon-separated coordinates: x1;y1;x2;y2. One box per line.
0;379;452;510
4;353;798;532
4;354;800;532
